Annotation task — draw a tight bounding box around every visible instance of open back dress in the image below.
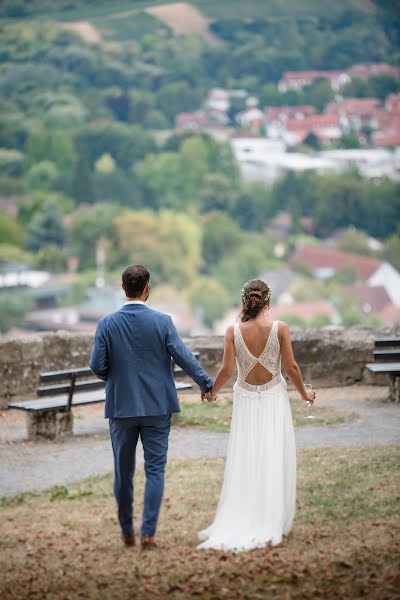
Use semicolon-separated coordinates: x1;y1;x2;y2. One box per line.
197;320;296;552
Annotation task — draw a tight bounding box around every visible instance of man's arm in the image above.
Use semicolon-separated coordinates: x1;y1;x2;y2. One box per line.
89;318;109;382
165;316;212;392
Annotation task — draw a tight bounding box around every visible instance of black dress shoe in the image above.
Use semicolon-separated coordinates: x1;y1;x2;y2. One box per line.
121;532;135;546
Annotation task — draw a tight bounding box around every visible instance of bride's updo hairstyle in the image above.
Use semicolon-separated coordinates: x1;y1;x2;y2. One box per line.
241;279;271;322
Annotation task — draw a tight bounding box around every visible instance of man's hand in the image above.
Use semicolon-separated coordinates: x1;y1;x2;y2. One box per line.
205;391;218;402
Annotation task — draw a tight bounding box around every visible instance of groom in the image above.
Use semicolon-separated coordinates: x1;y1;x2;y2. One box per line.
89;265;213;549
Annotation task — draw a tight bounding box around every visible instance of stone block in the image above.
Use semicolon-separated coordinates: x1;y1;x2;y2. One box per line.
27;410;73;440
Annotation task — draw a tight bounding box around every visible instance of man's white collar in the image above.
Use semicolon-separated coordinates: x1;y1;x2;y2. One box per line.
124;300;145;305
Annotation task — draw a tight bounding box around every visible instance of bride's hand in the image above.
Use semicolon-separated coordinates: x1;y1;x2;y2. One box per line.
206;390;218;402
304;389;316;404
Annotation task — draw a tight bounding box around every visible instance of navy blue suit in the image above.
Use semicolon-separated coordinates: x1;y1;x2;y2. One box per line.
89;302;212;537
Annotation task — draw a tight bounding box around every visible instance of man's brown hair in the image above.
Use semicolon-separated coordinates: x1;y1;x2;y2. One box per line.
122;265;150;298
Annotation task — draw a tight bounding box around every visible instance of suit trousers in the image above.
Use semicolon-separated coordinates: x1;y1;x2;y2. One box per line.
109;414;171;537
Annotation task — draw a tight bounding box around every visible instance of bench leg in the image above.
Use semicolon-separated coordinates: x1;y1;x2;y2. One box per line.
389;375;400;403
27;410;73;440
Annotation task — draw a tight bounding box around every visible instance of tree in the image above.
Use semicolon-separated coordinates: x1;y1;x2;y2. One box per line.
0;210;25;247
187;277;230;328
75;123;156;172
202;212;243;269
0;148;23;177
69;203;127;270
383;232;400;270
71;155;95;204
337;228;374;256
200;173;239;213
337;132;361;149
213;241;273;303
31;244;68;273
26;202;66;252
113;210;202;288
0;291;34;334
24;130;76;176
303;132;322;151
233;181;275;231
0;209;25;246
27;161;59;190
310;314;332;327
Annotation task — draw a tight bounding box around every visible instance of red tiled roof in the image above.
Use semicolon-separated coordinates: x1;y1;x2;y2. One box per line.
281;70;344;82
372;130;400;147
325;98;380;116
285;114;340;130
386;93;400;113
291;245;383;280
175;112;208;126
348;63;400;80
264;106;315;120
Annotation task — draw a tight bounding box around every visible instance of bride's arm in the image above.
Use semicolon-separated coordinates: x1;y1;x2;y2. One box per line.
208;326;235;399
280;321;314;403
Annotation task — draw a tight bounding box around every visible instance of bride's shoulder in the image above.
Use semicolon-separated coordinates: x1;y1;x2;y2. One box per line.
276;320;290;336
225;324;235;338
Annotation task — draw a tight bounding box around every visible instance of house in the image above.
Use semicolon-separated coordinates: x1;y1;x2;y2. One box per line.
325;98;380;131
386;93;400;114
175;112;210;130
278;70;350;92
236;107;264;131
282;114;342;145
264;105;316;138
290;245;400;305
205;88;230;113
0;264;50;289
343;284;391;314
348;63;400;81
319;148;400;179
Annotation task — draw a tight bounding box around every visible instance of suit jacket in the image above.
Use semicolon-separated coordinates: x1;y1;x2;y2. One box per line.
89;303;213;418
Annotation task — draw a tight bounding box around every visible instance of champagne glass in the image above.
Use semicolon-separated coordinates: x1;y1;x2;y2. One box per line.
304;383;315;419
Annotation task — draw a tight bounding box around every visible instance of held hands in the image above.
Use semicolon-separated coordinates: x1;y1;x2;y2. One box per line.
201;389;218;402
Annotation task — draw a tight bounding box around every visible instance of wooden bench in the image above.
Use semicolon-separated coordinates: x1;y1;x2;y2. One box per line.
366;338;400;403
8;355;199;440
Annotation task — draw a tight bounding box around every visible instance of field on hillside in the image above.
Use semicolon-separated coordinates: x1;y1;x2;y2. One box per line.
0;0;378;23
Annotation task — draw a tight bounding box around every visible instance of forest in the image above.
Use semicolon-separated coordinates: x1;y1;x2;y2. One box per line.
0;0;399;331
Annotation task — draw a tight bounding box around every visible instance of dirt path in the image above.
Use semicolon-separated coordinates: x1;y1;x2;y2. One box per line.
0;386;398;497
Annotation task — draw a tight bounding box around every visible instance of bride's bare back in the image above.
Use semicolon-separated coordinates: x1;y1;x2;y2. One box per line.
237;318;276;385
234;310;282;387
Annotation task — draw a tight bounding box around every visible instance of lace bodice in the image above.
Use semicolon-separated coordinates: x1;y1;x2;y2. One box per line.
234;320;281;386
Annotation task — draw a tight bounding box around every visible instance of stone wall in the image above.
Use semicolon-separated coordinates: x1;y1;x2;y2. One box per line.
0;326;395;409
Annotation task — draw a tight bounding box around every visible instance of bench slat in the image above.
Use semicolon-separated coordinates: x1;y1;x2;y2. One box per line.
373;350;400;361
37;379;105;397
9;381;193;412
9;389;106;411
366;362;400;374
40;367;94;383
374;338;400;348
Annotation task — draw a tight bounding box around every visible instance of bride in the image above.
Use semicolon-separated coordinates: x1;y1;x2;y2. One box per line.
198;279;316;552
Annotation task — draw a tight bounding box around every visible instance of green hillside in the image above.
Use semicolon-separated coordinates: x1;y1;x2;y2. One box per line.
0;0;399;330
0;0;383;21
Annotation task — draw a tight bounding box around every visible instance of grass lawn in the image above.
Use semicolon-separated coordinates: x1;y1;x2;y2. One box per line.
176;391;355;432
1;446;399;599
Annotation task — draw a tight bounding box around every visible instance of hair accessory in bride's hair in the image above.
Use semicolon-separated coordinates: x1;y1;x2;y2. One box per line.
241;282;271;303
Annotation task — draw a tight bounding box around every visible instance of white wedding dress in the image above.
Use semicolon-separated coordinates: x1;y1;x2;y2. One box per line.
198;320;296;552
